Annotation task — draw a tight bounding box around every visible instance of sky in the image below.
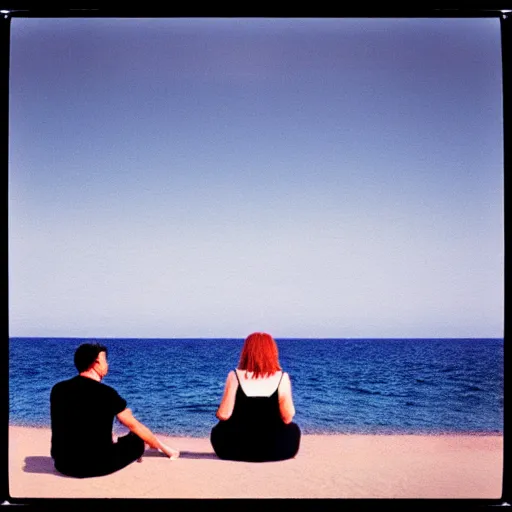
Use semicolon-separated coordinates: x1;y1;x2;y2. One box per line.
8;17;504;339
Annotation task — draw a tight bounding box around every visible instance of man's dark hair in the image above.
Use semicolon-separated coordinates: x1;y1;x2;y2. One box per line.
74;342;108;373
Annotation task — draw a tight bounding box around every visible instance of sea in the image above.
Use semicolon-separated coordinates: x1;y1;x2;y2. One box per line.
8;337;504;438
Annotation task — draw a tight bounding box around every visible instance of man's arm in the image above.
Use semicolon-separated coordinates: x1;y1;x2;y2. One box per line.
116;408;179;459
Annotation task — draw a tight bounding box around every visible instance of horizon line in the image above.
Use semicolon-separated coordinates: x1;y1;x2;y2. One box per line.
8;336;504;341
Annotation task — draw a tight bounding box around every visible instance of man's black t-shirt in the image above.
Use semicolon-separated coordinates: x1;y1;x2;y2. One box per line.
50;375;127;464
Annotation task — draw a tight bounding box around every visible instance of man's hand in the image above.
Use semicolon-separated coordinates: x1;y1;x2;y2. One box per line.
158;442;180;460
117;408;179;459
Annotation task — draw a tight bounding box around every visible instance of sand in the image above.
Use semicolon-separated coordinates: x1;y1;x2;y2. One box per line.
6;425;504;501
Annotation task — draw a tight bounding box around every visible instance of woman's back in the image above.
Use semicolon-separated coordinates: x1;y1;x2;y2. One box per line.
229;370;284;430
235;369;283;396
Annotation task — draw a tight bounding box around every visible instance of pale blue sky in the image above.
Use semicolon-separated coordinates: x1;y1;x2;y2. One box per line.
8;17;504;338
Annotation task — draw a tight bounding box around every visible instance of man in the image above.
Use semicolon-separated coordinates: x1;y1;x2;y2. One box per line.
50;342;179;478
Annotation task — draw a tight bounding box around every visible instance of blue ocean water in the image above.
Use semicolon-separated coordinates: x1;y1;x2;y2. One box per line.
9;338;503;438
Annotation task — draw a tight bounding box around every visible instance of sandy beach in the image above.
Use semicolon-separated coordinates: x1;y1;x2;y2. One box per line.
6;425;504;501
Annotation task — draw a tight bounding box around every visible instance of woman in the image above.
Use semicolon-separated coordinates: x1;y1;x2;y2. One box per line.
210;332;301;462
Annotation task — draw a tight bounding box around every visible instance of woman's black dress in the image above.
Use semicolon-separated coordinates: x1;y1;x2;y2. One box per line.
210;371;301;462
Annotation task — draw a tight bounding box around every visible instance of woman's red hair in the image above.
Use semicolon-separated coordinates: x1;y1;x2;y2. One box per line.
238;332;282;378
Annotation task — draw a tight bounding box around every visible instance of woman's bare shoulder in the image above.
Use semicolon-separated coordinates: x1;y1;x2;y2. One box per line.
226;370;238;384
279;371;292;386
